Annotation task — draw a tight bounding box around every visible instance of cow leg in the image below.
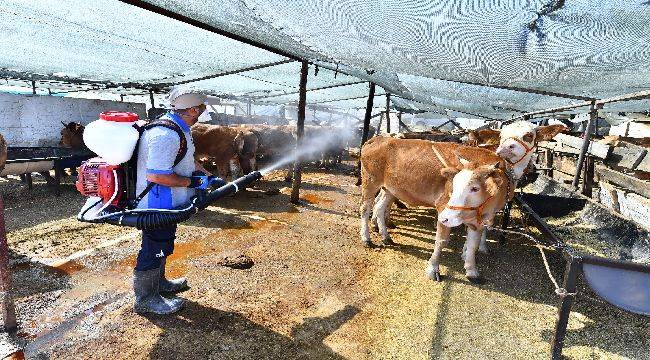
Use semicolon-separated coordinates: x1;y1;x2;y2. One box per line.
371;190;384;232
229;159;240;179
463;226;483;283
478;228;489;254
284;163;293;182
360;197;374;247
216;164;228;180
373;191;396;245
384;198;396;228
462;228;488;261
359;174;381;248
426;221;451;281
372;190;396;231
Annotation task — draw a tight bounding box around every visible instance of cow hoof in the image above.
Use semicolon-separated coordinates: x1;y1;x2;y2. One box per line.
467;276;484;284
478;246;490;255
362;240;374;248
382;236;394;246
425;265;442;281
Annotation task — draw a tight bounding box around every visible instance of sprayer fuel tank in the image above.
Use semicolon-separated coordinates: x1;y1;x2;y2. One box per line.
83;111;140;165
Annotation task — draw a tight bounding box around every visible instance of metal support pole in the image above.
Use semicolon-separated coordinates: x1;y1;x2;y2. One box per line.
582;156;594;198
356;83;376;185
397;111;402;133
360;83;376;147
572;102;598;190
149;90;155;108
31;80;36;95
385;93;391;133
551;260;581;360
120;94;124;102
0;194;17;332
290;61;309;204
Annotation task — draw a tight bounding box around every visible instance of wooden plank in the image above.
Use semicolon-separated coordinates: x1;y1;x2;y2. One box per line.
605;142;648;170
554;133;612;159
596;165;650;198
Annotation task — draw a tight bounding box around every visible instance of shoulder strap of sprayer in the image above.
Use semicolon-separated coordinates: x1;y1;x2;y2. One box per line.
132;118;188;206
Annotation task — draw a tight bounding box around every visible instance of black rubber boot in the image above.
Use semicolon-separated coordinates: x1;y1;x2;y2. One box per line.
133;268;184;315
159;258;189;294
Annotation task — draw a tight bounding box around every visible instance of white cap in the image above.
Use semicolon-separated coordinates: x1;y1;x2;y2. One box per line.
167;86;207;110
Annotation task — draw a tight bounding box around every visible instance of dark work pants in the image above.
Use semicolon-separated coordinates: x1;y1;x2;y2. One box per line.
135;225;177;271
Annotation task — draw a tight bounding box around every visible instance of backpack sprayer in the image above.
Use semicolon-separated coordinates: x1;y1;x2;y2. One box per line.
75;111;262;230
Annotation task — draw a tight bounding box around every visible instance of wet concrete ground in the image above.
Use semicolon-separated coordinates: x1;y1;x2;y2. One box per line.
0;165;648;359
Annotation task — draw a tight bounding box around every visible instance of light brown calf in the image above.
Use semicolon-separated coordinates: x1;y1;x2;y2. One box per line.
191;123;244;178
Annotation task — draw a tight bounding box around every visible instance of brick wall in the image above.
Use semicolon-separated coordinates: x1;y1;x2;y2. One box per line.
0;93;146;146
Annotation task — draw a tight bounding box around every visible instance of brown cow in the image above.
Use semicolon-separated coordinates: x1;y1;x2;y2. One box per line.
371;122;566;252
60;121;85;149
360;138;512;281
244;125;296;181
248;125;296;160
0;133;7;173
191;123;244;179
238;129;259;175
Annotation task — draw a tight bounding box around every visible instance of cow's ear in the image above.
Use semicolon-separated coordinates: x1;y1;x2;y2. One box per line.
479;162;502;179
535;124;567;142
478;129;501;144
440;167;459;179
457;155;470;167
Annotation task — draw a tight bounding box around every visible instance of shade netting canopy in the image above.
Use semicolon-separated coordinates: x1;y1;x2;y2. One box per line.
1;0;649;117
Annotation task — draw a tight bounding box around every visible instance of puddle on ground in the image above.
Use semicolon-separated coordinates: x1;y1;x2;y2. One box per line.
10;259;85;277
117;221;269;277
51;260;85;275
301;194;334;205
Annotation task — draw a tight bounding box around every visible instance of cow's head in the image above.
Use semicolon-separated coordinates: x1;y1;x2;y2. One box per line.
496;122;566;165
438;158;504;228
60;121;85;148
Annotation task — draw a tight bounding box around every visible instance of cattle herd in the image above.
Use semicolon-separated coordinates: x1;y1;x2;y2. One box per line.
3;117;567;284
54;120;356;180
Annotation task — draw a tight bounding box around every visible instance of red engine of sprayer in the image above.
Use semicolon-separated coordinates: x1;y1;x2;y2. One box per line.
75;157;125;206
